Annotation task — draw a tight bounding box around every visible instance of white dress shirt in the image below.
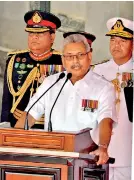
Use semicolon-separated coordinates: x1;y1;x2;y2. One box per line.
26;70;116;133
92;58;133;167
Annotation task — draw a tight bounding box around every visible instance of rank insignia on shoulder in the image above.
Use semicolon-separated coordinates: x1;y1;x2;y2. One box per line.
7;49;30;56
92;59;110;66
90;65;95;70
17;70;27;75
52;49;62;55
81;99;98;112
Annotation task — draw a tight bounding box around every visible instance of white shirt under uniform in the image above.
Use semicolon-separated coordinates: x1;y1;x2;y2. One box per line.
92;58;133;168
26;70;116;133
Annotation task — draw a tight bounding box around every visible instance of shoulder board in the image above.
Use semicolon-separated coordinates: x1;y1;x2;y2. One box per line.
90;65;95;70
92;59;110;66
7;49;30;56
52;49;62;55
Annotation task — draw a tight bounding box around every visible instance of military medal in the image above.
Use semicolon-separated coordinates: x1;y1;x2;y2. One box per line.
81;99;86;111
121;81;127;88
27;64;34;68
88;100;98;112
49;65;52;75
58;65;62;72
16;57;21;62
45;65;48;76
22;58;26;62
121;72;133;88
81;99;98;112
14;63;19;68
19;63;26;70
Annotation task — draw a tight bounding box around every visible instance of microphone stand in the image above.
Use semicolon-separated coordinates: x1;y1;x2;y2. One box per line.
24;72;65;130
48;73;72;132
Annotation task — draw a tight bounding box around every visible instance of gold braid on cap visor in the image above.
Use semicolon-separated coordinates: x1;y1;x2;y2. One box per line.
106;30;133;39
25;27;50;32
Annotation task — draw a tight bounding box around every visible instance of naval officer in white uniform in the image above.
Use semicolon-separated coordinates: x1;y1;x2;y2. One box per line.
92;17;133;180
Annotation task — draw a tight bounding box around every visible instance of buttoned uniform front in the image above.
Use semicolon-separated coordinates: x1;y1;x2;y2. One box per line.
25;70;117;132
92;58;133;168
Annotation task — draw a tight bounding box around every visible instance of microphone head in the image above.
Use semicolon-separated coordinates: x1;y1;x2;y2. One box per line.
59;72;65;79
67;73;72;79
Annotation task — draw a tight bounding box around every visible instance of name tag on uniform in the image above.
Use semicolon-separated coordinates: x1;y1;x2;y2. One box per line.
81;99;98;112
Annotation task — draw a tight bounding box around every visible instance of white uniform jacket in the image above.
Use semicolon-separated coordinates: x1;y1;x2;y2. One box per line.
26;70;116;133
92;58;133;167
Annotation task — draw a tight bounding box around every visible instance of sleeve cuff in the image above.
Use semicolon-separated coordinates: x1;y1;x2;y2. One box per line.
25;109;42;120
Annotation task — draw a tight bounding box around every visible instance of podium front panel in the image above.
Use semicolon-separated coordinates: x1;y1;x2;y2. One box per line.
5;173;54;180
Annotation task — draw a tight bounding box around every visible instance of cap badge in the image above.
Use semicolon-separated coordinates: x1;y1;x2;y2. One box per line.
32;12;42;23
112;20;124;31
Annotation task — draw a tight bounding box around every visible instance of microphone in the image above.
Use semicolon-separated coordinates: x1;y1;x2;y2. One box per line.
24;72;65;130
48;73;72;132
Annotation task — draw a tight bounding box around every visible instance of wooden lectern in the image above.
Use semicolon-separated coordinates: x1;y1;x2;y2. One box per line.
0;127;109;180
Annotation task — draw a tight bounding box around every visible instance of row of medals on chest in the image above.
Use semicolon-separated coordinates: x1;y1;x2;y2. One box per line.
17;63;63;91
112;72;133;88
112;72;133;104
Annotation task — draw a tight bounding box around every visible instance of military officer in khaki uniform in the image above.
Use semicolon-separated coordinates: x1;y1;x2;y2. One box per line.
1;10;63;129
92;17;133;180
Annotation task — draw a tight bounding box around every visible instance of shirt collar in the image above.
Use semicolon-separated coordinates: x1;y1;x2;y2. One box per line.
65;69;92;87
74;69;93;87
111;57;133;71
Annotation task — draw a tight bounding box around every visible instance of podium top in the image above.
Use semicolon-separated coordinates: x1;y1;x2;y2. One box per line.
0;127;93;153
0;126;91;135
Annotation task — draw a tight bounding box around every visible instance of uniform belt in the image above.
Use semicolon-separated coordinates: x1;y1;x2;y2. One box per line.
13;108;44;125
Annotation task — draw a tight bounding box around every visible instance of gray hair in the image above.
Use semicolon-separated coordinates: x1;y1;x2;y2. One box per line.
63;34;91;52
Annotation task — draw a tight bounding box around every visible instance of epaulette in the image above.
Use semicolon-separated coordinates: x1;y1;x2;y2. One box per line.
92;59;110;66
52;49;62;55
7;49;30;56
90;65;95;70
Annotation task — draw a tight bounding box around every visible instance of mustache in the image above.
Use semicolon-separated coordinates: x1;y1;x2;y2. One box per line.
31;42;40;44
71;63;82;69
112;49;121;51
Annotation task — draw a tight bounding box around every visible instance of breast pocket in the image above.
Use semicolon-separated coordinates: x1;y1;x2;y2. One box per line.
78;109;98;129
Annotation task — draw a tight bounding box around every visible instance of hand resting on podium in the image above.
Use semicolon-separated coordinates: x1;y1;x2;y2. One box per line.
15;111;35;129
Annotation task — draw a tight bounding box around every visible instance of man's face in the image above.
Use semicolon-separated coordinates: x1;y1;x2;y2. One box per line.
62;42;92;81
110;36;133;61
28;31;55;53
